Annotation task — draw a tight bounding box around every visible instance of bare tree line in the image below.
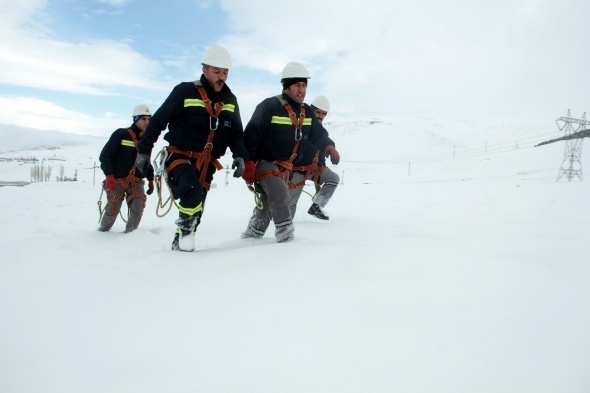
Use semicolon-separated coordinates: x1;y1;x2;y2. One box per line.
30;163;77;182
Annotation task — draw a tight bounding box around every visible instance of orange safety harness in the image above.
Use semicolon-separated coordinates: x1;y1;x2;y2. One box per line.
164;84;224;191
106;128;147;214
287;156;325;189
256;99;306;182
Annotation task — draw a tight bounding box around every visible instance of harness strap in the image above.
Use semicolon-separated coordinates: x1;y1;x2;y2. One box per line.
105;128;147;213
255;100;306;182
164;146;224;191
287;151;320;189
312;164;326;184
162;84;224;191
106;176;147;213
127;128;139;151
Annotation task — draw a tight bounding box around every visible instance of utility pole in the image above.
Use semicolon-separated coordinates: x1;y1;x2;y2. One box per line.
555;110;589;182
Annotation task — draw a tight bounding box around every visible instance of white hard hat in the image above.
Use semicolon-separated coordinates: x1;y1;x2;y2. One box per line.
311;95;330;112
132;104;151;117
281;61;311;82
201;45;233;69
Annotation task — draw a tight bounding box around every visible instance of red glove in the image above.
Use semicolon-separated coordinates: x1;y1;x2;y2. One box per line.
147;180;154;195
242;160;256;184
105;175;116;190
324;145;340;165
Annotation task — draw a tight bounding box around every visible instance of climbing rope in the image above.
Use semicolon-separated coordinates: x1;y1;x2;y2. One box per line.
96;182;129;223
247;184;264;210
154;173;178;217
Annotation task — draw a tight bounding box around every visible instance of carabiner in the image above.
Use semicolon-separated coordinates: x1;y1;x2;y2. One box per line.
210;116;219;131
152;147;169;177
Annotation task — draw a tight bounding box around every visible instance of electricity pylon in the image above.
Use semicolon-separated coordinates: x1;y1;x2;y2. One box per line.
555;110;589;182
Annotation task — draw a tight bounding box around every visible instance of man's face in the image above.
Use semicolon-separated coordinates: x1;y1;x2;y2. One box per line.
136;116;150;135
314;108;327;123
203;66;229;92
283;81;307;104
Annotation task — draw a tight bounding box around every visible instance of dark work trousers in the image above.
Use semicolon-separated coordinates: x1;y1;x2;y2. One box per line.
167;159;213;233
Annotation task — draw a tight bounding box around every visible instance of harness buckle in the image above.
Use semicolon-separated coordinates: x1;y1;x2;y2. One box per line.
152;147;169;177
210;116;219;131
294;127;302;141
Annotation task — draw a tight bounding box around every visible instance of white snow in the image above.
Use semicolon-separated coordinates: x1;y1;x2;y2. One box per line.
0;116;588;393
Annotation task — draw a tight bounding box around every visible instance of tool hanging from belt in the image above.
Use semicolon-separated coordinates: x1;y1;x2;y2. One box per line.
256;102;306;182
164;85;224;191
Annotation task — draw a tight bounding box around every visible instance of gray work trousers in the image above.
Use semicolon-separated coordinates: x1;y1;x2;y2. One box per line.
243;160;294;242
288;166;339;218
100;181;146;233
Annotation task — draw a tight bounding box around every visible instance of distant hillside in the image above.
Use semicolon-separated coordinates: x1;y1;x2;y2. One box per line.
0;116;561;159
0;123;101;153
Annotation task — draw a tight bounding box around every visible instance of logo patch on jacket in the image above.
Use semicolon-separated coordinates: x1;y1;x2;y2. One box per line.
224;121;232;127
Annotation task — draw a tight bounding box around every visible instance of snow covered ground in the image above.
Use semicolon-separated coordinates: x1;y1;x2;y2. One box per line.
0;116;588;393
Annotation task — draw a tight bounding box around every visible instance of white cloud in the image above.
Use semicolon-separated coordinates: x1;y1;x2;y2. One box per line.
219;0;590;122
97;0;131;6
0;0;170;96
0;96;125;136
0;0;588;136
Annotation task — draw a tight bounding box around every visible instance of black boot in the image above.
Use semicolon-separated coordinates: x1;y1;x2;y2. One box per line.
171;232;180;251
307;203;329;220
171;229;194;251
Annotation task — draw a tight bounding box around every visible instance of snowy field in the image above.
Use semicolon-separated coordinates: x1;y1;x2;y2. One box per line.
0;116;589;393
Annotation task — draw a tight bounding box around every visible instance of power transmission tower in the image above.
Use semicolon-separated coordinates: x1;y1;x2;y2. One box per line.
555;110;589;182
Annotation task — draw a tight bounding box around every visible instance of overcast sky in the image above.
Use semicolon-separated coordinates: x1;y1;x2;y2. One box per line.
0;0;588;137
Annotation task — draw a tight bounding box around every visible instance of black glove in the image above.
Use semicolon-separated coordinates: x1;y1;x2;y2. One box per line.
231;157;245;178
147;180;154;195
135;153;150;174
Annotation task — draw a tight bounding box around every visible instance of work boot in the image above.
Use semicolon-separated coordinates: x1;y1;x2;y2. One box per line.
178;230;195;252
171;232;180;251
278;234;294;243
275;222;295;243
307;203;329;220
241;226;264;239
172;229;195;252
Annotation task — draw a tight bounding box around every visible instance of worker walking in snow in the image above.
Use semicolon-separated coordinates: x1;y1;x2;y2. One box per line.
98;104;155;233
241;62;340;242
288;95;340;220
134;45;248;252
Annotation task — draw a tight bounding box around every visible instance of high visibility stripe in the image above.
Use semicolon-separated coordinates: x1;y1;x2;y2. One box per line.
271;116;292;125
178;202;203;216
222;104;235;113
184;99;205;108
185;99;234;114
121;140;135;147
271;116;311;126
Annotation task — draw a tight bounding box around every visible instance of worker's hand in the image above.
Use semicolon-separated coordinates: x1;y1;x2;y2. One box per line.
324;145;340;165
232;157;245;178
105;175;116;190
147;180;154;195
135;153;150;174
241;160;256;184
